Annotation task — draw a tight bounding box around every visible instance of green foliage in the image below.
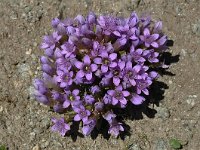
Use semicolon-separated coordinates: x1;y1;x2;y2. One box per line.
0;145;6;150
169;138;182;149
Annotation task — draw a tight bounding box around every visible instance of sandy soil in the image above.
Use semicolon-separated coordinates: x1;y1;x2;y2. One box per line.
0;0;200;150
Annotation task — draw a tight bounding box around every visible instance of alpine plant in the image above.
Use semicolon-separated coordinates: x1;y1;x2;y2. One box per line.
33;12;169;137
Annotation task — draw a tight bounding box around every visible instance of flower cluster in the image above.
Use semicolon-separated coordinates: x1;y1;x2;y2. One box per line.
33;12;168;137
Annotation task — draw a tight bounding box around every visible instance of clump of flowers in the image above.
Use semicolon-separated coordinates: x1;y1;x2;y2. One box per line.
33;12;168;137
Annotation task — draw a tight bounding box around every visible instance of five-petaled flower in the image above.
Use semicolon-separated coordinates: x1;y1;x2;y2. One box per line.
51;117;70;137
75;55;98;81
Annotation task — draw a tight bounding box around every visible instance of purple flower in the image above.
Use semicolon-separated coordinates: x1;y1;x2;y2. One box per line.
52;18;60;28
94;51;117;73
75;55;98;81
94;102;104;111
108;119;124;137
82;118;96;136
157;35;167;47
63;89;80;108
33;79;50;105
91;41;102;57
56;57;72;70
53;103;65;113
84;94;95;104
73;105;91;122
100;77;111;86
107;60;125;86
128;12;139;28
140;28;159;48
97;15;118;35
51;117;70;136
136;78;152;95
61;42;76;58
124;62;142;86
103;94;112;104
86;12;96;24
153;21;162;33
130;94;145;105
130;46;145;63
90;85;100;94
41;32;61;51
54;69;73;88
34;90;50;105
33;79;47;94
103;111;116;123
41;64;54;75
149;71;158;79
143;49;159;63
113;36;127;50
51;90;63;101
107;86;130;106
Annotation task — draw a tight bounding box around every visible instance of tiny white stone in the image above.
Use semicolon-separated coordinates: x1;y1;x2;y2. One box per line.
32;144;40;150
0;106;3;112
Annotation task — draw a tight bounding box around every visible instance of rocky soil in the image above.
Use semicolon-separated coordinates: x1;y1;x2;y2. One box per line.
0;0;200;150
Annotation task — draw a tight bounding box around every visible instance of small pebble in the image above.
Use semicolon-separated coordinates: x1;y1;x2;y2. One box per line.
155;106;170;119
32;144;40;150
186;95;197;106
128;143;142;150
26;49;32;55
168;80;173;84
154;139;168;150
33;42;38;47
0;106;3;112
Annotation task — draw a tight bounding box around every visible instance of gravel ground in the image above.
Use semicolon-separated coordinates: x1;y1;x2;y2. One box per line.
0;0;200;150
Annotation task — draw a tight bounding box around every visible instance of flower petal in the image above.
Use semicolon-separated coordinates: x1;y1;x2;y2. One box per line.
113;31;121;36
107;90;115;96
151;34;159;40
94;58;102;64
63;100;70;108
120;98;127;105
151;42;159;48
131;94;145;105
86;72;92;80
91;64;98;72
143;28;150;36
129;79;136;86
72;89;79;95
109;62;117;68
113;77;120;86
75;61;83;69
126;61;132;69
74;114;81;121
122;91;130;97
76;70;84;78
112;97;119;105
109;53;117;61
101;65;108;73
83;55;91;64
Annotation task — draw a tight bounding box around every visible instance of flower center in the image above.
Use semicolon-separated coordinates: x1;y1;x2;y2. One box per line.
138;81;146;89
65;75;69;81
83;65;91;72
114;70;119;76
103;58;109;65
127;70;133;77
69;94;74;101
115;91;122;99
134;54;140;60
80;110;87;117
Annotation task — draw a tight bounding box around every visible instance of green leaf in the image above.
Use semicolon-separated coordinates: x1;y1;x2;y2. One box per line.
169;138;182;149
0;145;6;150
